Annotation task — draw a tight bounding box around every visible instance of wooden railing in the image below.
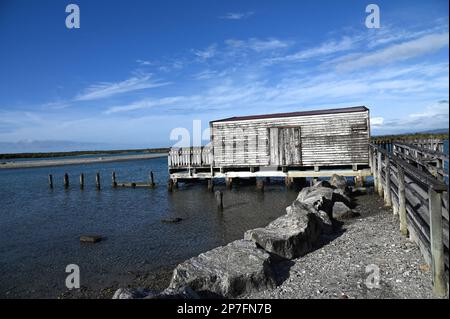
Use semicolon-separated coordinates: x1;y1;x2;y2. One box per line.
393;142;449;181
168;146;213;168
369;144;448;297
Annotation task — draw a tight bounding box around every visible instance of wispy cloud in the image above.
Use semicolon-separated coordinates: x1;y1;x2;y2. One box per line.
219;11;254;20
225;38;292;52
333;32;449;72
193;44;217;60
266;36;358;64
136;59;154;66
377;100;449;133
75;74;171;101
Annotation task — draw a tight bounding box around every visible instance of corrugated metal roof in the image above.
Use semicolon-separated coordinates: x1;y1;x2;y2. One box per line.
211;106;369;123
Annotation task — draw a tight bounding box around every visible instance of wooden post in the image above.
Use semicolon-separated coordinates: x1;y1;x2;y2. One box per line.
226;177;233;190
285;176;293;189
372;149;378;193
384;155;392;207
112;171;117;187
354;176;364;188
369;147;373;172
48;174;53;189
207;179;214;192
428;187;447;297
150;171;155;187
377;152;383;197
215;190;223;210
80;173;84;189
168;178;174;192
256;180;265;191
95;172;101;190
397;166;408;236
64;173;69;189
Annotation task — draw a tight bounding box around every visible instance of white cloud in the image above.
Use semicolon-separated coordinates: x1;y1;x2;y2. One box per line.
371;117;384;127
225;38;292;52
334;32;449;72
266;36;358;64
75;74;171;101
136;59;154;66
219;12;254;20
193;44;217;60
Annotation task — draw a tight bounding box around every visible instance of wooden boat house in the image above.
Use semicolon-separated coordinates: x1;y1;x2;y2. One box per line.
168;106;371;186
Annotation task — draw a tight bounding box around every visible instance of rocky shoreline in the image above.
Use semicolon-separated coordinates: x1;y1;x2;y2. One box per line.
111;174;435;299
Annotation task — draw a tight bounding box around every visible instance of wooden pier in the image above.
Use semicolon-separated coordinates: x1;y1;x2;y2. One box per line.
370;142;448;297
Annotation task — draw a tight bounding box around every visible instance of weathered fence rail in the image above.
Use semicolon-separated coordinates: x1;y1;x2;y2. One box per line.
370;144;448;297
393;142;449;181
168;146;213;168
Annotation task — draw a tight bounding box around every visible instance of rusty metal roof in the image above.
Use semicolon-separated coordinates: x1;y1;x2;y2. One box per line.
211;106;369;123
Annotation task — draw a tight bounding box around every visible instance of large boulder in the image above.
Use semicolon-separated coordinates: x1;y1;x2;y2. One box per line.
169;239;276;298
329;174;348;192
245;202;322;259
112;286;200;299
296;186;334;213
112;288;155;299
332;201;353;220
147;286;200;299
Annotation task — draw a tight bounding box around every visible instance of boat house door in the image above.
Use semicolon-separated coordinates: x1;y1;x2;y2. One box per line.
269;127;302;166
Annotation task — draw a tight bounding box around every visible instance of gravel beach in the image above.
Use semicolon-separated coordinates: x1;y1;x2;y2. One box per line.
242;192;435;299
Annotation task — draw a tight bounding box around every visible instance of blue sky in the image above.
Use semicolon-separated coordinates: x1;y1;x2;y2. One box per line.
0;0;448;152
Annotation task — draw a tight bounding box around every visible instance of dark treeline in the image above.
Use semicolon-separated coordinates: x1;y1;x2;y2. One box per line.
371;132;449;143
0;148;170;160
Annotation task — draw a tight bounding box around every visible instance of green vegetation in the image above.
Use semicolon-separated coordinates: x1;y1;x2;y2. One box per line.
371;132;449;142
0;148;170;160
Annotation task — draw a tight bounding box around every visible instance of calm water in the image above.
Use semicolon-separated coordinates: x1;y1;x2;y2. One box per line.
0;157;296;298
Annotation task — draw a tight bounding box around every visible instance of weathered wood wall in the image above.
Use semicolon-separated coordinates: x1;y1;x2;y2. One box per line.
211;110;370;167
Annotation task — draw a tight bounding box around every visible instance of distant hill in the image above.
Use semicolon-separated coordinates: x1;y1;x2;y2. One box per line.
417;128;449;134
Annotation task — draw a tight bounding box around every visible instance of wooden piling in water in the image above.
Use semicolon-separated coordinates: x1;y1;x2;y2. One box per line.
48;174;53;189
256;180;265;191
80;173;84;189
226;177;233;190
168;178;174;192
207;179;214;192
285;176;293;189
215;190;223;210
95;172;101;190
112;171;117;188
150;171;155;188
64;173;69;189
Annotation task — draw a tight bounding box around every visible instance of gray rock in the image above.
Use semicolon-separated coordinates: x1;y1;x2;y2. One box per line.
169;239;276;298
112;288;155;299
316;210;333;234
329;174;348;192
161;217;183;223
333;188;351;204
246;202;322;259
80;235;102;243
113;286;200;300
332;201;353;220
146;286;200;299
296;186;334;213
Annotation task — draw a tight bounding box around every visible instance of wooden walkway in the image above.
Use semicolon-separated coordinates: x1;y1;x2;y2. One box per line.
369;142;448;297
